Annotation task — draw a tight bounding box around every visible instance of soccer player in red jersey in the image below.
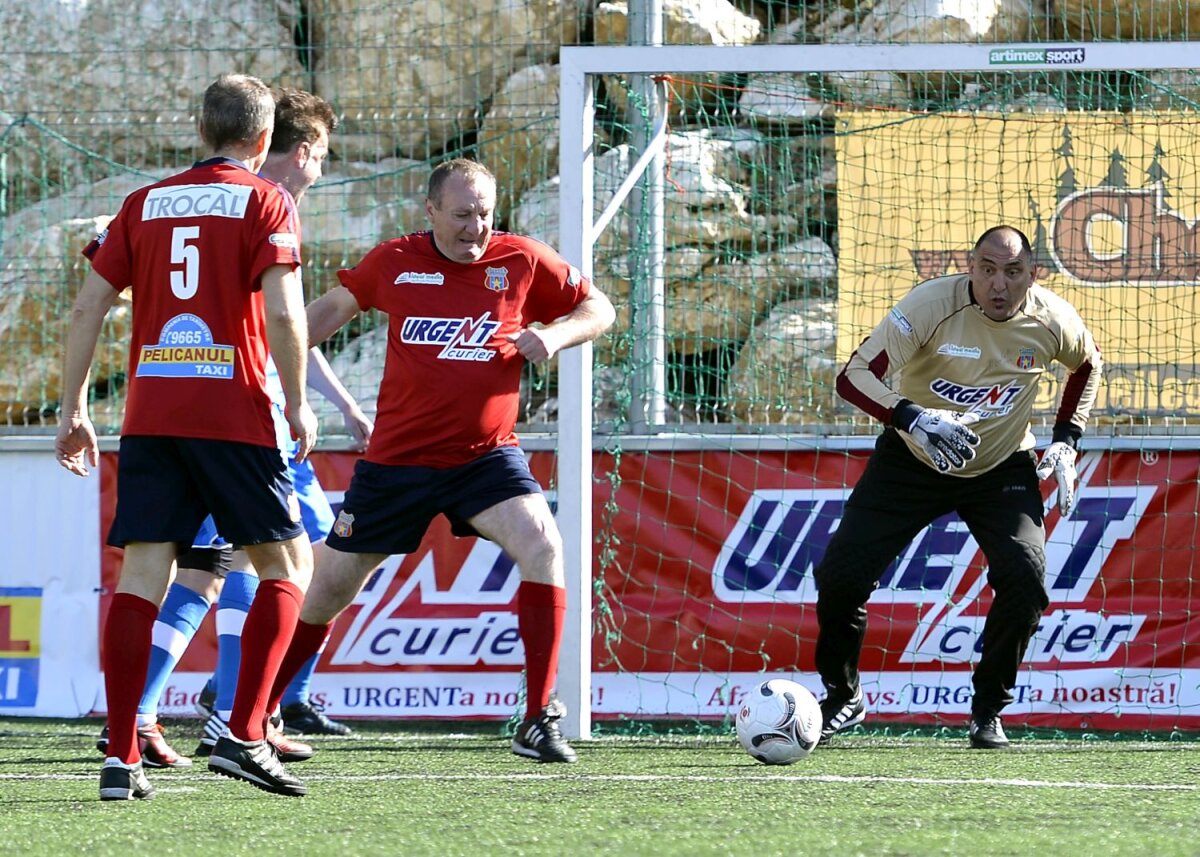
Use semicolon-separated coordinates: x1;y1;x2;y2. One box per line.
269;158;615;762
56;74;317;799
90;87;364;770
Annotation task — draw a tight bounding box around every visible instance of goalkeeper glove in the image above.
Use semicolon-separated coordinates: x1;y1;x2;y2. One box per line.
1036;441;1078;516
904;408;981;472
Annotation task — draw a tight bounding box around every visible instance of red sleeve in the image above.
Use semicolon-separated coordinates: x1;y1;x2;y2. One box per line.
336;242;392;311
245;183;301;289
84;201;136;291
835;347;895;424
521;238;590;324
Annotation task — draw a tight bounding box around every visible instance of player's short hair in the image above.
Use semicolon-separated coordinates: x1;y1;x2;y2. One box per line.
427;158;496;207
974;225;1034;261
200;73;275;152
270;87;337;154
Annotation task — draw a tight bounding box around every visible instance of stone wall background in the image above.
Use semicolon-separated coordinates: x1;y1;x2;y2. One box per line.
1;0;1194;431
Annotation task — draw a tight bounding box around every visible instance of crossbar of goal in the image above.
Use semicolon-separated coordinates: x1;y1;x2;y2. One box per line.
553;41;1200;740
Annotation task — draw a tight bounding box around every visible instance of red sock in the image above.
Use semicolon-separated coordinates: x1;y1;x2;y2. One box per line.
227;579;302;742
517;581;566;720
102;593;158;764
266;620;332;716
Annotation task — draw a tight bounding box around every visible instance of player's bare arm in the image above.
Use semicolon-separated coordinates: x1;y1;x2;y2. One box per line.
262;264;317;462
55;270;120;477
505;286;616;364
306;285;362;347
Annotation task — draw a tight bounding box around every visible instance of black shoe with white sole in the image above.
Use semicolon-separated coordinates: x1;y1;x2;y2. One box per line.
511;697;578;763
208;734;307;796
194;681;217;719
99;758;156;801
968;714;1011;749
818;688;866;743
193;710;228;758
281;700;353;737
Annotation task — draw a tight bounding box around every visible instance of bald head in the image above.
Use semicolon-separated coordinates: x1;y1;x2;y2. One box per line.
974;226;1032;262
969;226;1035;321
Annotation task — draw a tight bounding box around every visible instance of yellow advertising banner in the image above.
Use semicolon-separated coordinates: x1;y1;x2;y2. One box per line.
836;112;1200;417
0;590;41;660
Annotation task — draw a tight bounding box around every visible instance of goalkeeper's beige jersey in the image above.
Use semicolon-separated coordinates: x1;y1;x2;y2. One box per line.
838;273;1102;476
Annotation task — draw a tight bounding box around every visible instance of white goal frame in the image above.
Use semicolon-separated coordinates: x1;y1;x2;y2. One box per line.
553;42;1200;739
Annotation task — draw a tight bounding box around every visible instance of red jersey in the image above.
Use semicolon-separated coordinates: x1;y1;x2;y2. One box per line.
338;231;591;467
85;158;301;446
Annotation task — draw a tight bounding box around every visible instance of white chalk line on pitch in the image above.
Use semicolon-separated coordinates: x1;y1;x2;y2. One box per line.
1;772;1195;792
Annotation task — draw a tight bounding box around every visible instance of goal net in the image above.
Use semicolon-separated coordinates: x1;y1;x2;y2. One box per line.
550;42;1200;739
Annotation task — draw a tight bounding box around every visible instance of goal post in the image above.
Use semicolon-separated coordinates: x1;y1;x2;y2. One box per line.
555;42;1200;740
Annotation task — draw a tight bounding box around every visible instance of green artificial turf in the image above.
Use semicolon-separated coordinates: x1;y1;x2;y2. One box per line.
1;718;1196;857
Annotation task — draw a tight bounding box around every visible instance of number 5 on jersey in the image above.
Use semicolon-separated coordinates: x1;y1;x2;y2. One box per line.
171;226;200;299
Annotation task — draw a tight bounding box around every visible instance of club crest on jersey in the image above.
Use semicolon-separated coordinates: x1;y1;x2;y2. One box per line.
484;266;509;292
400;311;501;362
930;378;1024;416
1016;348;1036;370
333;510;354;538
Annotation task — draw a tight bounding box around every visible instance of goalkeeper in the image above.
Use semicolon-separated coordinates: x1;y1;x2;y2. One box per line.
813;225;1101;750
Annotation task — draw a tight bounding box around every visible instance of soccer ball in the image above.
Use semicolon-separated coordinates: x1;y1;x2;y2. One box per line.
735;678;822;765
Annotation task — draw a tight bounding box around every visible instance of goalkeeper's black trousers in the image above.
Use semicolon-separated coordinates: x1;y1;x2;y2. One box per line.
813;428;1050;719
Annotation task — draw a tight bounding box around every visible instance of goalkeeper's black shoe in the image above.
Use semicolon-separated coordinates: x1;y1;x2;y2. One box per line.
511;697;578;763
818;688;865;743
968;714;1011;749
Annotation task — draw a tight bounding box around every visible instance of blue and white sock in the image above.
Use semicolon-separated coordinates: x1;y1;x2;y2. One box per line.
214;570;259;720
136;583;211;726
281;638;327;708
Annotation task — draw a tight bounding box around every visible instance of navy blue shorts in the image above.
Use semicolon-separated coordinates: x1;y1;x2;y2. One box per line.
291;455;335;542
183;453;332;552
107;436;304;549
174;543;234;575
326;446;542;555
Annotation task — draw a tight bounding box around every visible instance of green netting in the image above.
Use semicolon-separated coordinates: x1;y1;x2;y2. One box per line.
5;3;1200;434
574;53;1200;737
4;2;1200;738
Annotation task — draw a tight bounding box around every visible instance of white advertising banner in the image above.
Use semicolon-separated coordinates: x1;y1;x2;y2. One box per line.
0;450;101;716
146;668;1198;723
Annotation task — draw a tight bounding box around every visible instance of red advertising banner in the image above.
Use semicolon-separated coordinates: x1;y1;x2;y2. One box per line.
98;448;1200;730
